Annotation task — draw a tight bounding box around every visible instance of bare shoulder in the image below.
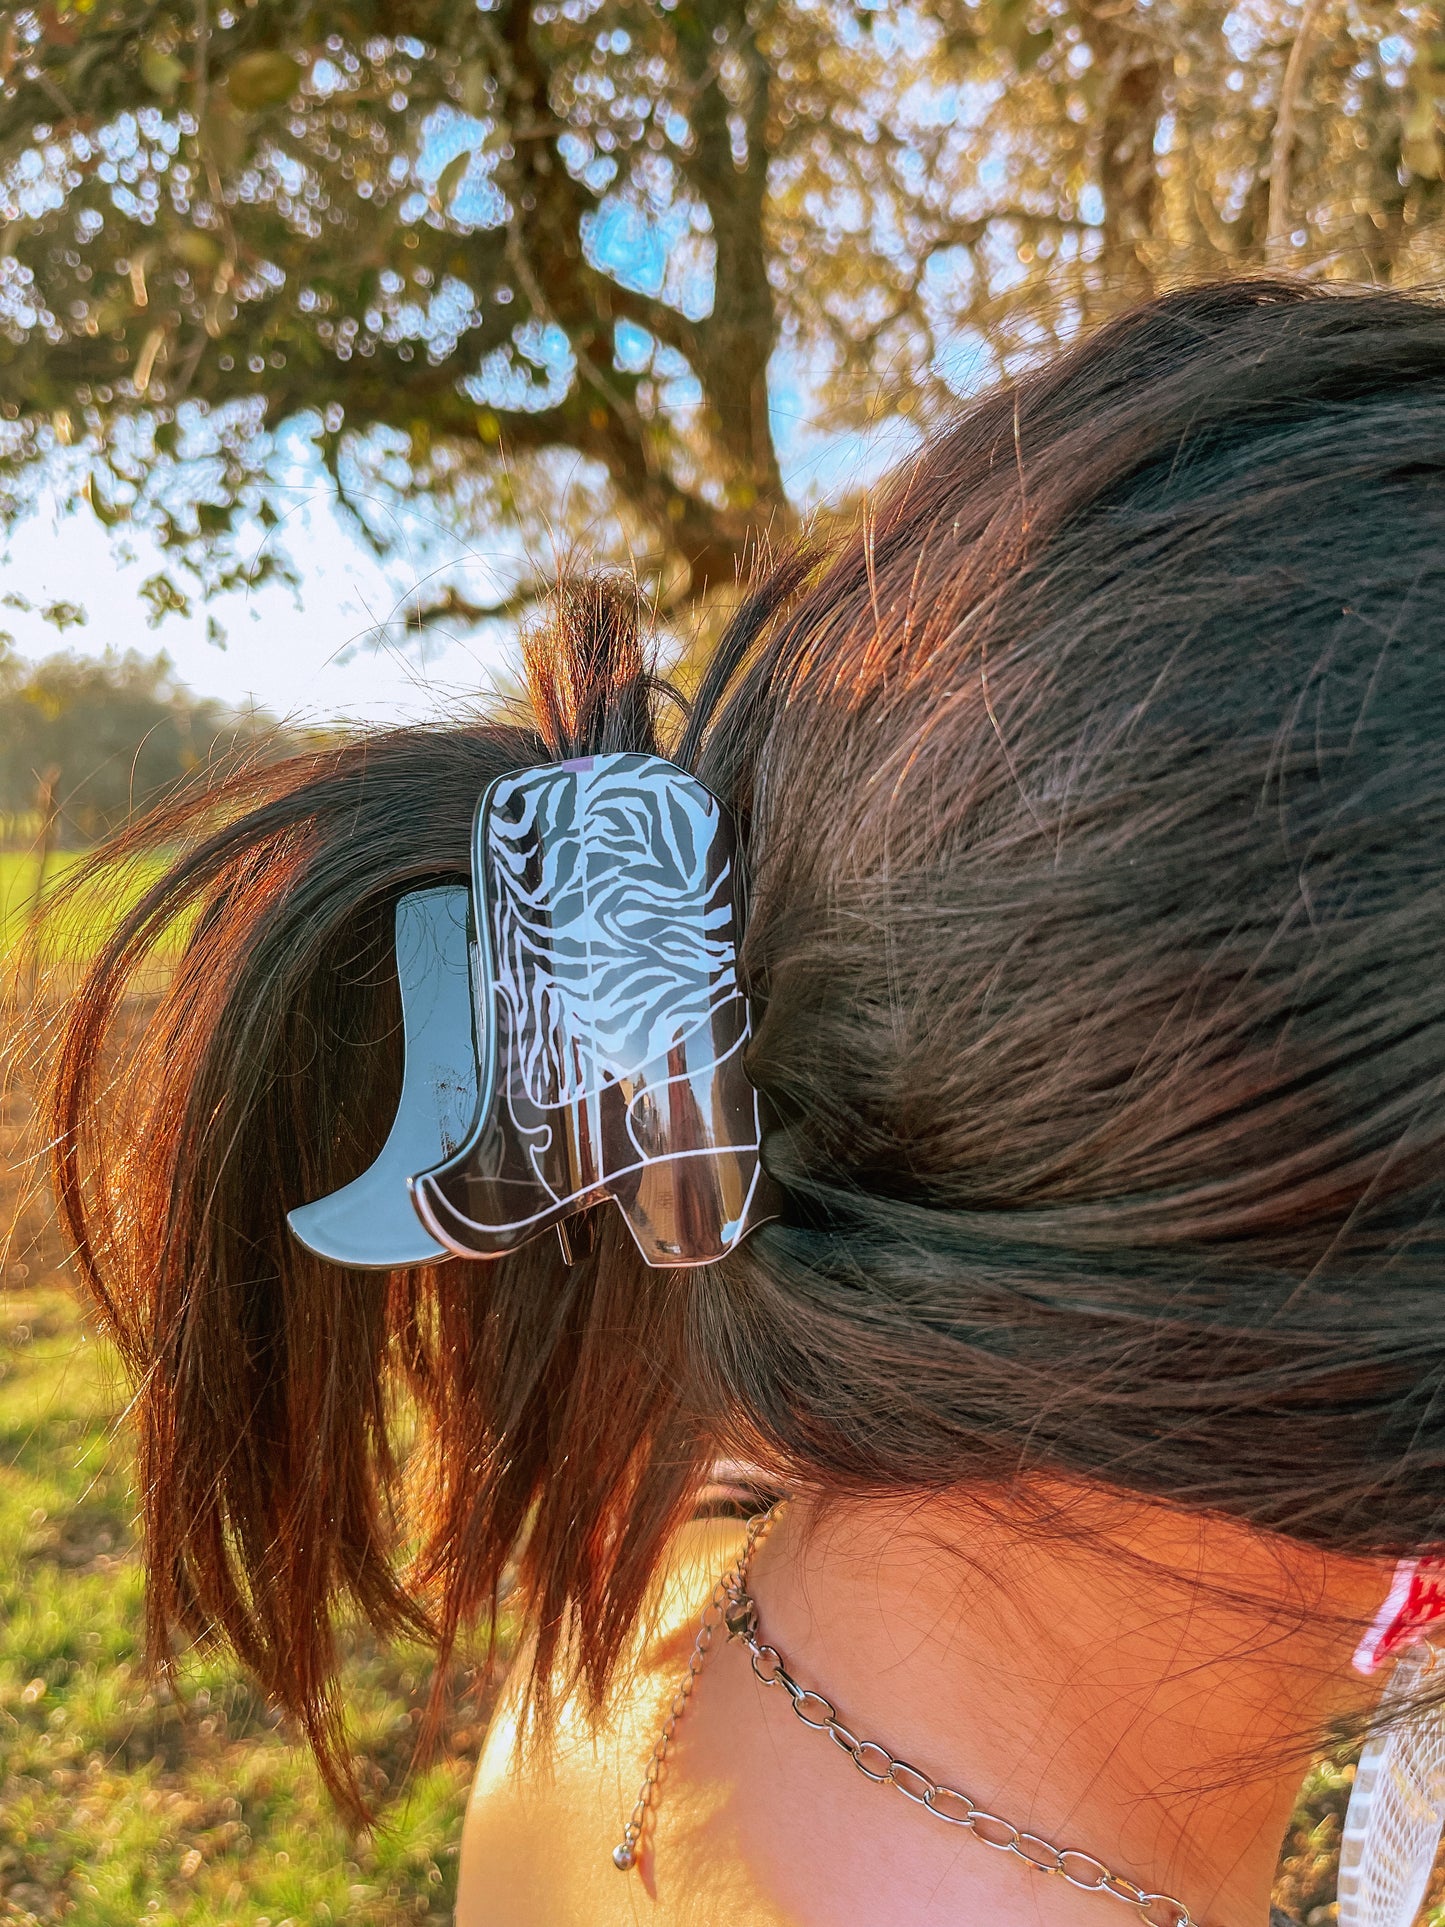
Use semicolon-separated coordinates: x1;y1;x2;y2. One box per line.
455;1517;749;1927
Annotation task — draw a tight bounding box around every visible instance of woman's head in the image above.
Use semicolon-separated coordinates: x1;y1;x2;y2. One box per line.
46;278;1445;1807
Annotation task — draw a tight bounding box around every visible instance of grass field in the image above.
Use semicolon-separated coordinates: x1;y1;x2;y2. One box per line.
1;850;181;968
1;853;90;954
0;1063;493;1927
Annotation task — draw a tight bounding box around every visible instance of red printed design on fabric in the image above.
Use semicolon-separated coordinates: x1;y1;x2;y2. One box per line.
1354;1559;1445;1675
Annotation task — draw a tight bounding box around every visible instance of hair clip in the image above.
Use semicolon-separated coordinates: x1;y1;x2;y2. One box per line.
288;752;778;1270
1339;1558;1445;1927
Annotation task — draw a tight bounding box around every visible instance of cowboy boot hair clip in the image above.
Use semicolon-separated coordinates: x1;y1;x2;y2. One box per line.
287;752;779;1271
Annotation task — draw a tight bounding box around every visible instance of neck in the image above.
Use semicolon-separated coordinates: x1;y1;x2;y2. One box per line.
744;1486;1381;1927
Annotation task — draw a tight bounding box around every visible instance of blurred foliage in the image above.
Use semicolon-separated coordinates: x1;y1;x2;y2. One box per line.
0;0;1437;630
0;644;295;844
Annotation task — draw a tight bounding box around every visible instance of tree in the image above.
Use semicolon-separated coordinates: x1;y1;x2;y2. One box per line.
0;1;1435;628
0;644;286;843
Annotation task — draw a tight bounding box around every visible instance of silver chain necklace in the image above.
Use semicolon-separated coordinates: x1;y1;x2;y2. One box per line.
613;1506;1206;1927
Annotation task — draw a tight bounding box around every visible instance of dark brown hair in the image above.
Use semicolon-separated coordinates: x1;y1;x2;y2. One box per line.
46;280;1445;1811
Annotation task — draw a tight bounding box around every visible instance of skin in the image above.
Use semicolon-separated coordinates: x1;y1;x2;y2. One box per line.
456;1486;1389;1927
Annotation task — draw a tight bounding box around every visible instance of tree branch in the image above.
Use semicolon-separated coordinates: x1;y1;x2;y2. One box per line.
1267;0;1327;265
395;581;537;632
670;0;783;508
593;281;702;365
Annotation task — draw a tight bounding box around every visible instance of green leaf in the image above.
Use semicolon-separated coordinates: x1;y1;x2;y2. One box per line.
224;51;303;114
205;98;251;171
433;147;474;214
40;600;87;631
459;60;491;118
82;474;120;528
1404;129;1442;179
138;572;192;627
173;230;223;274
1417;45;1445;99
139;46;185;100
1015;26;1052;72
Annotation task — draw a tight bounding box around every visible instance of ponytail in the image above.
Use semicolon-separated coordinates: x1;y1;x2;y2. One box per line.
46;575;752;1815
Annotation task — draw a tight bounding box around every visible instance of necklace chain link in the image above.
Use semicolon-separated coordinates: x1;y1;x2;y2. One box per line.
613;1505;1204;1927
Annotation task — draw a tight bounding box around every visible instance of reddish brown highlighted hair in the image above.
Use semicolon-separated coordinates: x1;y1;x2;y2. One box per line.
47;281;1445;1809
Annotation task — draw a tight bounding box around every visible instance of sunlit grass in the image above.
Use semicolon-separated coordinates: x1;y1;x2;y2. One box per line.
0;1282;495;1925
1;851;89;953
0;1135;498;1927
1;848;183;971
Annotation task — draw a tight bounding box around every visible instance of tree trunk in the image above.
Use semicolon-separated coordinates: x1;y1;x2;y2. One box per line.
1077;1;1168;301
